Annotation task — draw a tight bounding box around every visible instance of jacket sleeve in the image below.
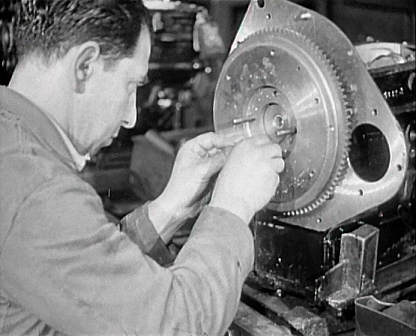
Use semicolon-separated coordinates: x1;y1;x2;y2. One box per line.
0;174;254;335
120;204;174;266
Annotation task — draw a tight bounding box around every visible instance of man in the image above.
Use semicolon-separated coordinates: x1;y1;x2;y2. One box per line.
0;1;284;335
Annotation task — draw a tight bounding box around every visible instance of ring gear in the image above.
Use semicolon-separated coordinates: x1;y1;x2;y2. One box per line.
213;28;352;216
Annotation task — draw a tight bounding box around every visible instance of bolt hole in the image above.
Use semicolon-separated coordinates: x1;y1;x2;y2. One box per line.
257;0;265;8
397;164;402;171
314;98;320;104
358;189;364;196
273;90;278;96
372;108;378;116
266;13;272;19
297;65;301;71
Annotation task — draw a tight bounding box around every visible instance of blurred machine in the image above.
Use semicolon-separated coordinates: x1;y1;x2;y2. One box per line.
214;0;415;334
130;0;226;134
0;0;18;84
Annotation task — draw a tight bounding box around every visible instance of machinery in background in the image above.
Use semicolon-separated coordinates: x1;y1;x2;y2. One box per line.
0;0;18;84
214;1;415;334
128;0;225;134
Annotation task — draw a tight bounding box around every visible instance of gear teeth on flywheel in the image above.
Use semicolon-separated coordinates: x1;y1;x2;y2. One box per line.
236;28;353;217
296;31;351;217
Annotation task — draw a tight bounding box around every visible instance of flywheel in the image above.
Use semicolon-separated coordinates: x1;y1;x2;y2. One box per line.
214;29;352;216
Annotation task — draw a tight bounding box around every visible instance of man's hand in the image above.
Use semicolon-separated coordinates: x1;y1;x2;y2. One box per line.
148;132;241;242
210;135;285;223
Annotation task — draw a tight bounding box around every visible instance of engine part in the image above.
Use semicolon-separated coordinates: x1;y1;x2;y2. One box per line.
355;296;416;336
214;28;352;216
317;224;379;312
213;0;408;231
0;0;19;84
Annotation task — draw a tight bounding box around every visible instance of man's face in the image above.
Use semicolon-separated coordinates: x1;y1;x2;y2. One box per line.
71;27;151;155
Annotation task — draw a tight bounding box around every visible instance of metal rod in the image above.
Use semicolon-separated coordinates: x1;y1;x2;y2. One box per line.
275;127;297;137
232;116;256;126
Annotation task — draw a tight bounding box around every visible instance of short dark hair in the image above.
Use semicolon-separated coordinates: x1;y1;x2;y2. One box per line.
16;0;150;62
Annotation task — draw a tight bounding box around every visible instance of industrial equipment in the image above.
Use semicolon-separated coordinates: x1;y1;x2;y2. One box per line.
214;0;415;334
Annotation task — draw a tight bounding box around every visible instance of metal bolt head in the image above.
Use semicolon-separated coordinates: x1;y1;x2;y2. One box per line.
272;114;284;129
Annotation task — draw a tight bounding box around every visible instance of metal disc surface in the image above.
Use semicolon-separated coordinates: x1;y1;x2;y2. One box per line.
214;29;351;215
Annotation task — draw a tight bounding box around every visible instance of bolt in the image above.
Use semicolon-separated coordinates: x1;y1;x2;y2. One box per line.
296;11;312;20
232;116;256;126
409;130;416;142
272;115;284;129
275;127;297;137
350;84;358;92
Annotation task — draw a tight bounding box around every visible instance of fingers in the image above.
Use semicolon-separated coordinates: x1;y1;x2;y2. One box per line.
194;132;244;151
188;133;284;174
262;143;282;158
249;134;273;146
234;136;285;174
186;132;242;160
191;132;270;156
273;157;285;174
261;144;285;174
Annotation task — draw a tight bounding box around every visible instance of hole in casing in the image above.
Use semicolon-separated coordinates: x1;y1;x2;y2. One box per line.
350;124;390;182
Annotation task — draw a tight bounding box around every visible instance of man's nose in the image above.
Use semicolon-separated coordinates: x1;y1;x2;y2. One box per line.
122;94;137;129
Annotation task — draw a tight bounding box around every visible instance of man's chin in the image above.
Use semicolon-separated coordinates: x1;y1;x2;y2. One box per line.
103;137;114;147
91;138;114;155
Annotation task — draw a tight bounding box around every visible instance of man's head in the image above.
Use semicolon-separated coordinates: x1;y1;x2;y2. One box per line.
13;0;151;155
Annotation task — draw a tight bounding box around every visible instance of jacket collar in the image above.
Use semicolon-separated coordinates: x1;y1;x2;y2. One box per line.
0;86;75;170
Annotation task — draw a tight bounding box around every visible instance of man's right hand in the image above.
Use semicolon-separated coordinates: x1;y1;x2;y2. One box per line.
209;135;285;223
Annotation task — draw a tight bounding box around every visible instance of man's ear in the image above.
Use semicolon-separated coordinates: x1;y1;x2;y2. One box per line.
73;41;101;93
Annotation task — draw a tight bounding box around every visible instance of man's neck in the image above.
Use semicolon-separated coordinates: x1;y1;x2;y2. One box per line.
8;57;71;133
